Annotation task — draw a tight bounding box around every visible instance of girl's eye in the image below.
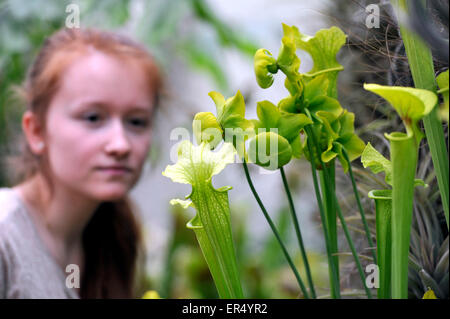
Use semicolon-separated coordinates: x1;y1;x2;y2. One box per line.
83;113;102;123
129;118;149;128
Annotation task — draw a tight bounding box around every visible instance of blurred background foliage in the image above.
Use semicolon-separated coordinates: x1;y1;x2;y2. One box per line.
0;0;447;299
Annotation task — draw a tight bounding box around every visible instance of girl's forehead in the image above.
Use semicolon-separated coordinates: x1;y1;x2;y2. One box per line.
55;51;154;111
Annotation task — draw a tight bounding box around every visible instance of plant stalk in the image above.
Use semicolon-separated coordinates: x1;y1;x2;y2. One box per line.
242;160;310;298
368;189;393;299
304;127;341;298
342;147;378;263
319;163;340;299
280;166;317;298
308;126;373;298
387;132;418;299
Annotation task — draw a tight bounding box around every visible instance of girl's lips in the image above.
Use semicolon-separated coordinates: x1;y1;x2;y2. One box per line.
96;167;133;176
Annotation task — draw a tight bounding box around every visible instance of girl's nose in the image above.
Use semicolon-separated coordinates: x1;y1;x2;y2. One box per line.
104;120;131;158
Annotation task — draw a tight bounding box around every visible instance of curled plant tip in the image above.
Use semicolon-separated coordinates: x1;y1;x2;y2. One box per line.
291;25;347;98
302;75;343;118
436;70;449;122
193;112;223;149
205;90;254;158
307;110;364;172
278;95;299;113
254;48;278;89
247;132;292;170
209;90;246;123
277;35;300;81
363;84;437;142
162;141;243;298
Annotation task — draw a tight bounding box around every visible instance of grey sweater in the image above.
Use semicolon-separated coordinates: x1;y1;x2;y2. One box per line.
0;187;79;299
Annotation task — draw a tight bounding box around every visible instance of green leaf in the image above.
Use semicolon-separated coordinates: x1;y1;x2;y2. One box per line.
254;48;278;89
309;96;343;119
363;84;438;139
315;110;364;172
315;111;339;140
290;135;304;158
193;112;223;149
208;91;226;118
436;70;449;122
205;91;254;157
393;0;449;229
361;142;393;185
284;76;303;97
292;25;347;98
321;143;337;163
253;99;311;159
303;75;329;100
278;112;313;143
361;142;427;188
278;96;298;113
221;115;253;132
220;90;246;121
338;111;356;138
162;141;243;298
256;100;281;129
341;134;365;162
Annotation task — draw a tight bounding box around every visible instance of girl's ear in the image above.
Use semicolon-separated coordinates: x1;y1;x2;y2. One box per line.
22;110;46;155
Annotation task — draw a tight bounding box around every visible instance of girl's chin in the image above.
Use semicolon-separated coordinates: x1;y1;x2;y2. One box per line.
91;186;130;201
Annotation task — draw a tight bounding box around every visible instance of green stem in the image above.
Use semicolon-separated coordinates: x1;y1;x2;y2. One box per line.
308;126;372;298
342;147;378;263
334;193;373;298
387;132;418;299
242;160;310;298
280;166;317;298
319;162;340;298
394;0;449;229
369;189;393;299
304;127;341;298
302;66;344;79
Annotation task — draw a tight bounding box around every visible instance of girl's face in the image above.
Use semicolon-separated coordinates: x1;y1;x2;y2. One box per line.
43;51;155;201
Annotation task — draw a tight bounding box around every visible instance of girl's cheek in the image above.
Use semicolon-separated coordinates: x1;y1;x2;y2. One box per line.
138;136;152;158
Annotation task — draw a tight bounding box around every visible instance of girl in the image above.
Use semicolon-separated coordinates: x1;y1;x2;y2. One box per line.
0;28;161;298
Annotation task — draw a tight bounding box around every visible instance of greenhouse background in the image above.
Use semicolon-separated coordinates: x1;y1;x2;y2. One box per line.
0;0;448;299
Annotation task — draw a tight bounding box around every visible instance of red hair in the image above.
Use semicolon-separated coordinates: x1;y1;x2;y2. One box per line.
6;28;162;298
